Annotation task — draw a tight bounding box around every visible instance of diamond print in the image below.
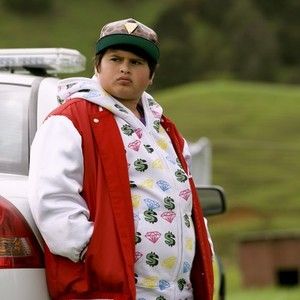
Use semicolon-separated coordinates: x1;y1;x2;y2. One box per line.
145;231;161;243
161;211;176;223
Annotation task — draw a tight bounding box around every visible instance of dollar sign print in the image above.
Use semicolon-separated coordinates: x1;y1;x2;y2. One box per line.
130;180;137;188
176;158;183;169
134;159;148;172
146;252;159;267
114;103;128;113
165;231;176;247
144;209;158;224
153;120;160;133
134;273;138;284
135;232;142;244
184;214;191;228
164;196;175;210
144;144;154;153
175;169;188;182
148;98;155;106
177;278;186;291
121;124;134;136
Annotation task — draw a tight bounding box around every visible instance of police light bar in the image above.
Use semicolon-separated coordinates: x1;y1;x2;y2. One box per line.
0;48;86;74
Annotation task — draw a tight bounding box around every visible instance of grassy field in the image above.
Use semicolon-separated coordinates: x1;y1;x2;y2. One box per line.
1;1;299;298
230;287;300;300
155;80;300;232
155;80;300;299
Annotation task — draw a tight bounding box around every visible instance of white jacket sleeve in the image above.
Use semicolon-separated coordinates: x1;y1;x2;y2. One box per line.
28;115;93;262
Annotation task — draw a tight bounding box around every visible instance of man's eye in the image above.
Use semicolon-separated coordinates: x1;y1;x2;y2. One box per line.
131;60;143;65
110;57;119;62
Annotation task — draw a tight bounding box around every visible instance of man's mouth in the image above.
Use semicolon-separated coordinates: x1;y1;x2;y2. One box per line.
117;76;132;83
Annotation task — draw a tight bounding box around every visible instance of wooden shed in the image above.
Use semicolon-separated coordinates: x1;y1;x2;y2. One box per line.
238;231;300;287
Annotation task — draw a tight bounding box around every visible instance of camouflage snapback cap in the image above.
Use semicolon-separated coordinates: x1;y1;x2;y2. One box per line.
95;18;159;63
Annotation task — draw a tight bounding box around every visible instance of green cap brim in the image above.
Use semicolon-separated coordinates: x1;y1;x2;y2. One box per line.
96;34;159;63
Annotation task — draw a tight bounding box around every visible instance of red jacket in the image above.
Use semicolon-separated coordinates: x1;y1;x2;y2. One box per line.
44;99;214;300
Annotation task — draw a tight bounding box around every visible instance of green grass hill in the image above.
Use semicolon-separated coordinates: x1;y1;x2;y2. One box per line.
155;79;300;297
155;79;300;258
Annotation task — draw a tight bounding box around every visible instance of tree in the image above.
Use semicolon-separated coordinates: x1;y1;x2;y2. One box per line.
253;0;300;82
224;0;279;81
153;2;198;88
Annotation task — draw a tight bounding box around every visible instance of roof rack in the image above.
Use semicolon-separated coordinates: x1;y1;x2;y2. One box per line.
0;48;86;75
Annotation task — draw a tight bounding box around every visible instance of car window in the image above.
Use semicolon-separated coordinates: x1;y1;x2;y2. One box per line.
0;83;31;175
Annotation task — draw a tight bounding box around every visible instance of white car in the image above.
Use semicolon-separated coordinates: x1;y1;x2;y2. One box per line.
0;48;226;300
0;48;85;299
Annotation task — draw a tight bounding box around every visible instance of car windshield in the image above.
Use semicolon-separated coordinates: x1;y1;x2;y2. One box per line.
0;83;31;175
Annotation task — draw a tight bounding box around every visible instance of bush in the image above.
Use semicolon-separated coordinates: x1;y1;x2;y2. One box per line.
153;2;197;88
3;0;53;14
224;0;280;81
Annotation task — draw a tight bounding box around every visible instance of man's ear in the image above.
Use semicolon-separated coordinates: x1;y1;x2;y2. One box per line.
149;72;155;85
94;66;100;75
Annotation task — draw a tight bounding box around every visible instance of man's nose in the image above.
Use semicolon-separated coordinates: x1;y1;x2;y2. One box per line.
120;61;130;74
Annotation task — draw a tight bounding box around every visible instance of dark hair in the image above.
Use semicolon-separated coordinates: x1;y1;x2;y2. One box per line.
94;44;158;78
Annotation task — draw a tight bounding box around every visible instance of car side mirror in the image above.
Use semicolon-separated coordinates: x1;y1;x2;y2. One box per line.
196;186;227;217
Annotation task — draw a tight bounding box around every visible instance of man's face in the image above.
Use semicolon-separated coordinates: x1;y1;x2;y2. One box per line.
96;49;154;103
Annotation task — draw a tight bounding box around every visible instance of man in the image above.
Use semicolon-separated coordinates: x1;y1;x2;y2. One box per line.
29;18;214;300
